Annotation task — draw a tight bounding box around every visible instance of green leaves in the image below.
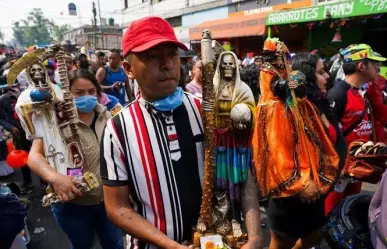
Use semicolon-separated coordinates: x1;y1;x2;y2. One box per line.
12;8;70;47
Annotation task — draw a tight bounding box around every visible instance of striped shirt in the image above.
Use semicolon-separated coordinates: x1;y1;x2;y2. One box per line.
100;93;204;249
185;82;202;99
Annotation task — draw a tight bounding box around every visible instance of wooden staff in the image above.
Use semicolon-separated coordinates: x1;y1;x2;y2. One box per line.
197;30;216;230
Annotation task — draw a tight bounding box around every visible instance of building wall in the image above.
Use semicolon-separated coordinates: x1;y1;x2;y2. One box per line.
122;0;228;23
63;26;122;45
228;0;312;17
182;6;228;27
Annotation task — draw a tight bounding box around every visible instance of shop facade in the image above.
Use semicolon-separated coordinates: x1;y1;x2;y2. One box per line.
189;0;312;58
266;0;387;56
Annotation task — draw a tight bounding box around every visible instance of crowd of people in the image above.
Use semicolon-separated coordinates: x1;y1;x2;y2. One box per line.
0;15;386;249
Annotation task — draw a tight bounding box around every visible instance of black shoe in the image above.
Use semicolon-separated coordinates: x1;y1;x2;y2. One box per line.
20;183;33;195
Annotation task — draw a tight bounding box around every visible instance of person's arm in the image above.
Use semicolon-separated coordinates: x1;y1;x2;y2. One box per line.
0;119;16;133
241;168;264;249
100;120;188;249
27;139;82;201
96;67;112;91
103;185;186;249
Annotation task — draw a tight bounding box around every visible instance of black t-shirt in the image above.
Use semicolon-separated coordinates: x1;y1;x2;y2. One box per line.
327;80;372;145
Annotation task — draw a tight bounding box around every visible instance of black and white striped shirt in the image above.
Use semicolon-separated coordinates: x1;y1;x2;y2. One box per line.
100;93;204;249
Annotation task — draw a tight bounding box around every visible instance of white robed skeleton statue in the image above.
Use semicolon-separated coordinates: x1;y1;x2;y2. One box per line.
195;43;256;248
7;45;99;207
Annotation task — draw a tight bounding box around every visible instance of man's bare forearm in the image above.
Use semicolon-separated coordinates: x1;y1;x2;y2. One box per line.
241;169;262;241
109;205;180;249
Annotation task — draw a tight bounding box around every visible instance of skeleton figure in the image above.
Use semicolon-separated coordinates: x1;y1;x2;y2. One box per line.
16;62;68;175
211;51;255;240
216;54;236;128
26;62;56;104
29;63;47;88
222;54;236;80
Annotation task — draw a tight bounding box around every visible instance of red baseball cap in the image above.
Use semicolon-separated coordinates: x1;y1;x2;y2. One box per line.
122;16;188;57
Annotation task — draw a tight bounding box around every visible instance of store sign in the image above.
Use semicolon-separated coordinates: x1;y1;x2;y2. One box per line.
228;0;287;15
68;3;77;16
229;0;311;17
243;6;273;16
267;0;387;25
189;14;265;40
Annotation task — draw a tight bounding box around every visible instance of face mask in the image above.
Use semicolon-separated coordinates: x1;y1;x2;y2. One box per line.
152;87;183;111
75;95;98;113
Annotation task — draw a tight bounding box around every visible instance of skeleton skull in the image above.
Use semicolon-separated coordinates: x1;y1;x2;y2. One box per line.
202;29;211;39
221;54;236;80
29;64;46;86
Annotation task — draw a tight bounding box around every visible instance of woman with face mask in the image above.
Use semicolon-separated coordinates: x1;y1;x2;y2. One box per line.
291;53;347;218
27;69;124;249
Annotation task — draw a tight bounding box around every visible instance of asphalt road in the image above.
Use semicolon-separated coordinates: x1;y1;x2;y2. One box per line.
3;169;377;249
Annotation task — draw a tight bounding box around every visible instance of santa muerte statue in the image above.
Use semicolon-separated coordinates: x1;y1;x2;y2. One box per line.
194;30;255;249
252;37;340;199
7;45;99;207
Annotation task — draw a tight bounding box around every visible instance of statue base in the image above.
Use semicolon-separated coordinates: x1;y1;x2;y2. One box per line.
191;229;247;249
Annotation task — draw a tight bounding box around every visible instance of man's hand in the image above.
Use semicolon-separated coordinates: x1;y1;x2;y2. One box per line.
299;181;320;204
288;80;299;89
51;174;82;202
241;236;264;249
112;82;122;90
11;127;20;137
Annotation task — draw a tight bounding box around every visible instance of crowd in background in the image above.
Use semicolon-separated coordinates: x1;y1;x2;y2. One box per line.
0;30;387;249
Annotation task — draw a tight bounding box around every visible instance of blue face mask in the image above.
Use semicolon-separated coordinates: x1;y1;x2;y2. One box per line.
75;95;98;113
152;87;183;111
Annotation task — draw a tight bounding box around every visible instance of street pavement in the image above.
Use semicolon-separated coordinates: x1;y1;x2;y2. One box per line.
3;168;377;249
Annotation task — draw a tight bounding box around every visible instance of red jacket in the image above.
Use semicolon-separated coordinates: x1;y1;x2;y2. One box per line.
367;75;387;143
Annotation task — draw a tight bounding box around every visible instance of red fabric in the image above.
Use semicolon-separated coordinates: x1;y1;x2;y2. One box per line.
341;89;372;145
327;124;337;144
130;102;166;233
367;81;387;124
325;181;362;215
122;16;187;56
367;80;387;143
373;74;386;92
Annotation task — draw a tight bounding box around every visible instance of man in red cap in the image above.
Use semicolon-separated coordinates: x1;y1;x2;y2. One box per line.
100;16;263;249
100;16;203;249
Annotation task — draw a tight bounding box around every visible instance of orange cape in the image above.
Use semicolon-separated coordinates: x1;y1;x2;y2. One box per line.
252;66;340;198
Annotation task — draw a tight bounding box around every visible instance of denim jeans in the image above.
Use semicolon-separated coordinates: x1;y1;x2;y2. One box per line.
51;202;123;249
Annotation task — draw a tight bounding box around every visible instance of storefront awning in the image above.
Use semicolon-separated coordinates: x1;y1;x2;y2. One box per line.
266;0;386;26
189;13;266;40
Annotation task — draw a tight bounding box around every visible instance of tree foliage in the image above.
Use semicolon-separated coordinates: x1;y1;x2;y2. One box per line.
12;8;70;47
51;24;70;42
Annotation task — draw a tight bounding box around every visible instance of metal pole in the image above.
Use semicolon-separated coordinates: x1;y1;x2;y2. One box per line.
97;0;104;49
92;2;97;50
